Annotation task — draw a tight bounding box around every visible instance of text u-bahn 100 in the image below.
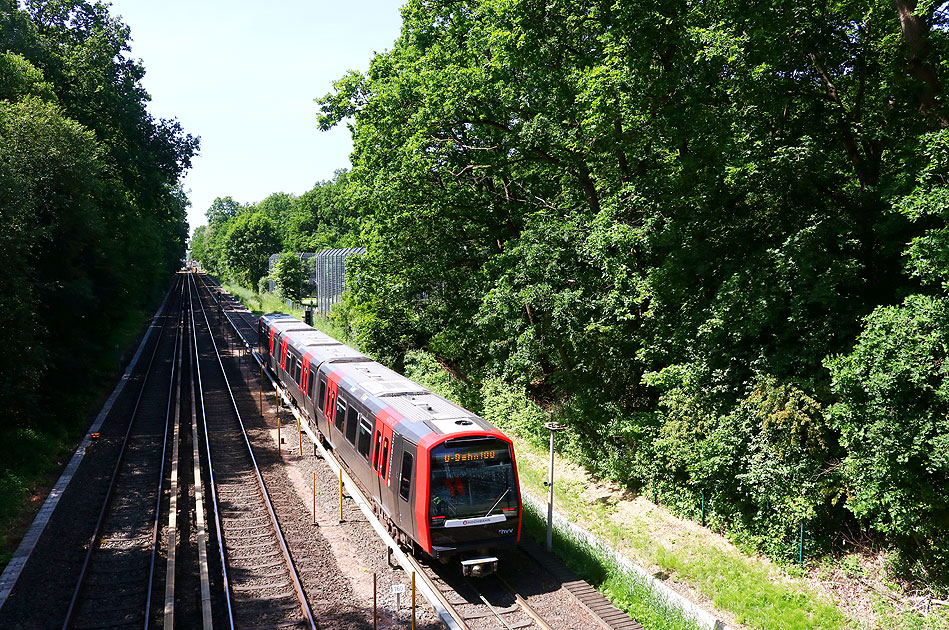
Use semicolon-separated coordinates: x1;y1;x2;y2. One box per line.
258;313;521;576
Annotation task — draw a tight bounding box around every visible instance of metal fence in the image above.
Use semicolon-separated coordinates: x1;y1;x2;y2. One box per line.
269;248;365;315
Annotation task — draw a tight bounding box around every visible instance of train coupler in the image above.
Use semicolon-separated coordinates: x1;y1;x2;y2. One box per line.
461;556;498;577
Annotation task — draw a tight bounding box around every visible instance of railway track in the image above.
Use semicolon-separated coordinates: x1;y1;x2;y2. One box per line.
188;274;316;630
409;554;555;630
196;273;576;630
63;275;185;630
57;274;319;630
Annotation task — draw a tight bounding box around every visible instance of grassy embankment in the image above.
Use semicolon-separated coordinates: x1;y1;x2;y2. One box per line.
223;284;353;344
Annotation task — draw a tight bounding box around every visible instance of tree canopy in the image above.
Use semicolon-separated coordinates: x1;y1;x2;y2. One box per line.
0;0;197;547
0;0;198;433
316;0;949;572
190;171;364;286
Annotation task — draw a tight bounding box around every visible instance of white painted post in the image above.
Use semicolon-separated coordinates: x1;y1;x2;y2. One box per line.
544;422;565;551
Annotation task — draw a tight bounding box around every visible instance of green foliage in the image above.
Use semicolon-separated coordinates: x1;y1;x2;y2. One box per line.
206;195;243;226
311;0;949;582
0;0;196;566
899;130;949;291
190;171;364;285
479;378;549;446
223;211;280;287
271;252;306;301
826;294;949;570
402;350;484;418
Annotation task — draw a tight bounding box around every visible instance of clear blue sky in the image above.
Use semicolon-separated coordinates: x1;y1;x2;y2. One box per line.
104;0;405;234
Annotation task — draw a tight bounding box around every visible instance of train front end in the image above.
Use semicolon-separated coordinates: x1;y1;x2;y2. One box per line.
424;434;521;576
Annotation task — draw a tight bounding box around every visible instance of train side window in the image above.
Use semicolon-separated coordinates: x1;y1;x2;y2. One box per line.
372;430;381;470
357;418;372;461
345;404;358;445
335;398;346;431
381;438;389;481
294;359;301;384
398;452;413;501
318;377;327;412
306;368;315;398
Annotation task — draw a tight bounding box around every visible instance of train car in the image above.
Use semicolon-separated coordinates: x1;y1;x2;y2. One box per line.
258;314;521;576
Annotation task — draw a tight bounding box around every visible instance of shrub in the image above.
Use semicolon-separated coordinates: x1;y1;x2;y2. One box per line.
825;294;949;573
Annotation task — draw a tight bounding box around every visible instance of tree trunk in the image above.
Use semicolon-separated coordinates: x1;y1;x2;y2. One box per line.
894;0;949;128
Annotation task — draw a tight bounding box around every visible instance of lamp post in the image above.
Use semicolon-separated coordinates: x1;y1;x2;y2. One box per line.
544;421;566;551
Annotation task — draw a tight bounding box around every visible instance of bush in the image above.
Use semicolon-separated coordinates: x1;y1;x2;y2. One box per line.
825;294;949;572
272;252;306;301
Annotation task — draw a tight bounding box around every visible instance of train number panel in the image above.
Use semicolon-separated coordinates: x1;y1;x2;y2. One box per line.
258;313;521;577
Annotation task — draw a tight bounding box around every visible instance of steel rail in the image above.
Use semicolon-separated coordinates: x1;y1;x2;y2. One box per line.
495;573;556;630
189;273;316;630
158;289;186;630
187;276;235;630
186;302;215;630
63;274;184;630
195;273;465;630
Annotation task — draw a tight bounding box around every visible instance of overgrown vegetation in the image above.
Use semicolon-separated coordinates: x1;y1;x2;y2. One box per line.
0;0;196;562
190;0;948;607
310;0;949;587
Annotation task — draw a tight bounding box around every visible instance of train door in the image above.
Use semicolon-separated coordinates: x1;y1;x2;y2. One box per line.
280;339;289;373
268;329;277;369
394;439;418;543
316;374;328;436
304;363;316;425
325;382;338;445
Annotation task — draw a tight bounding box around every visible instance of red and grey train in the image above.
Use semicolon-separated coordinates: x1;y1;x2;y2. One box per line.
258;313;521;576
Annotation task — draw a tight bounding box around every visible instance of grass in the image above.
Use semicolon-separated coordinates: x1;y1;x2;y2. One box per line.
520;501;704;630
510;432;846;630
224;283;305;319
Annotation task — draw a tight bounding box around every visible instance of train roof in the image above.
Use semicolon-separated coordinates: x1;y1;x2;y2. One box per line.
263;314;370;364
260;313;506;446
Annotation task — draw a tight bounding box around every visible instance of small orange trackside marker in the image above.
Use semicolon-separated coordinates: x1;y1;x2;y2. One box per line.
90;433;100;439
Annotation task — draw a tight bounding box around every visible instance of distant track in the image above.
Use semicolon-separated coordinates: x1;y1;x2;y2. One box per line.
63;276;184;630
189;273;316;630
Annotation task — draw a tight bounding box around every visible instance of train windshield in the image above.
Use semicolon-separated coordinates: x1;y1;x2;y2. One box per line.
429;438;517;519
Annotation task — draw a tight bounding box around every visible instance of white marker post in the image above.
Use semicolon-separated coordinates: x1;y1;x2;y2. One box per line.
544;421;566;551
392;583;406;612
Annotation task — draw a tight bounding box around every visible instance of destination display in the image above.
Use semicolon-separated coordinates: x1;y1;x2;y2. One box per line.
441;448;503;463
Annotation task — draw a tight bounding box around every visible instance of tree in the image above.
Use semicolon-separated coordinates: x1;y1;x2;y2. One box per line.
287;172;361;251
316;0;949;570
826;295;949;568
271;252;306;301
223;212;280;287
0;0;197;433
206;196;243;226
254;192;297;248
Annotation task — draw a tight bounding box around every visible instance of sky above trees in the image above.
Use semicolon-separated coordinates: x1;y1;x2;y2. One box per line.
104;0;404;231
